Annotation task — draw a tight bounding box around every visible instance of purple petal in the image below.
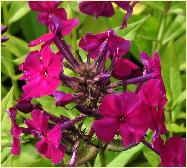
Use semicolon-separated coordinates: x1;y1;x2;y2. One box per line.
29;1;60;12
119;122;145;147
93;117;118;143
15;97;36;114
138;79;163;107
53;91;74;106
22;77;60;98
160;137;186;167
152;132;164;152
98;94;122;118
79;2;114;18
25;110;49;135
115;1;138;29
36;137;50;158
38;12;49;25
112;58;140;80
50;144;65;164
7;107;22;155
28;32;55;47
61;18;79;36
47;125;62;148
11;136;21;155
108;36;131;56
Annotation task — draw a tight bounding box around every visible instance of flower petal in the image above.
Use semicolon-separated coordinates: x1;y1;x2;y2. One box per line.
47;125;62;148
98;94;122;118
160;137;186;167
29;1;60;12
79;2;114;18
112;58;140;80
93;117;118;143
53;91;74;106
108;36;131;56
119;122;146;147
28;32;55;47
25;110;48;135
36;137;50;158
61;18;79;36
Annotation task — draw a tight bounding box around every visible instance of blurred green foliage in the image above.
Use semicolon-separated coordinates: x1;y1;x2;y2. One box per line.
1;1;186;167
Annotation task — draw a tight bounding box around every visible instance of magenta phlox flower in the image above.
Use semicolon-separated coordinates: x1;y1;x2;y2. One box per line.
29;1;63;25
25;110;65;164
140;51;162;78
112;58;141;80
7;107;22;155
138;52;167;134
93;92;151;147
79;29;131;59
79;2;114;19
79;1;137;29
28;1;79;47
138;79;167;135
159;136;186;167
20;45;63;98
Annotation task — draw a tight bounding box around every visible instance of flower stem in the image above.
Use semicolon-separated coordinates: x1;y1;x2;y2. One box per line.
60;114;87;129
53;35;79;68
69;141;80;167
107;73;153;89
99;141;106;167
142;139;160;155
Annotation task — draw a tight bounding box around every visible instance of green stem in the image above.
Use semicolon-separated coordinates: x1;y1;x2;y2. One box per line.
2;1;9;26
155;2;172;51
168;108;173;137
99;141;106;167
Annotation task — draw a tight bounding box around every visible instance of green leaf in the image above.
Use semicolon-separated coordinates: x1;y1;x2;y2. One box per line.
163;15;185;45
141;2;165;12
115;15;151;40
11;143;51;167
1;86;14;120
175;35;186;66
161;41;182;103
1;147;12;166
168;2;185;15
171;90;186;110
79;15;111;36
35;96;78;119
20;12;47;42
1;131;12;148
167;123;186;133
1;48;15;79
107;144;143;167
8;1;30;25
143;147;160;167
4;33;29;58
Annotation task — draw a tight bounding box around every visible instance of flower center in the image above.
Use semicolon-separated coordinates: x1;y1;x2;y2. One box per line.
44;71;48;77
119;115;125;122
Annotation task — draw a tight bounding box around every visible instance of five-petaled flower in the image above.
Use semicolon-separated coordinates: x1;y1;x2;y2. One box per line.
93;92;151;147
19;45;63;98
28;1;79;47
79;29;131;59
25;110;65;164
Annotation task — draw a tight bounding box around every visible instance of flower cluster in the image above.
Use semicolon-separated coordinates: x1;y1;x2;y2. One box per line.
7;1;185;167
